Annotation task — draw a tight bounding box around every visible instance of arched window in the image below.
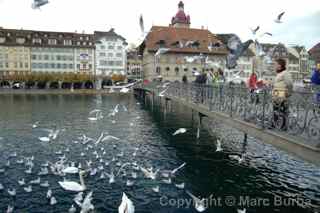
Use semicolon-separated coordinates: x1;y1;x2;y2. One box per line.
184;67;188;72
175;67;179;76
166;67;170;71
156;66;161;74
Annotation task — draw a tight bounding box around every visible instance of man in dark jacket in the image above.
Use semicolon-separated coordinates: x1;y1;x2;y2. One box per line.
195;70;207;103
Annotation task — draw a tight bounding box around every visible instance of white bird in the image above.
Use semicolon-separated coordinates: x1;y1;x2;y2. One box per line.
162;178;172;184
0;183;4;190
237;208;246;213
46;189;52;198
105;171;115;184
17;159;24;164
18;178;26;186
59;170;86;192
175;182;185;189
275;12;285;23
216;139;223;152
101;135;120;142
171;162;186;175
78;191;94;213
229;154;245;164
186;191;207;212
68;205;77;213
24;185;32;193
126;180;134;187
50;196;57;205
63;166;79;174
30;177;41;185
118;192;135;213
38;167;49;175
131;172;138;179
6;205;14;213
0;168;5;173
154;48;170;57
39;136;50;142
152;186;159;193
172;128;187;136
7;188;16;196
32;121;40;128
74;192;84;206
140;166;159;180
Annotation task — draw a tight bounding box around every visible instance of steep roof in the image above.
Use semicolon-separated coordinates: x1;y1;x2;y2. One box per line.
94;28;126;42
141;26;228;55
309;42;320;54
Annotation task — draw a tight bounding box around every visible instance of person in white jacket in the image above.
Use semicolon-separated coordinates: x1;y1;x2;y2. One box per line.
272;58;293;130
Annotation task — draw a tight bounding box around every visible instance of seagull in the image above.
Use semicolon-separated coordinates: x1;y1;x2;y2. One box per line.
126;180;134;187
175;183;185;189
0;183;4;190
250;26;260;35
32;121;40;128
226;34;253;69
237;208;246;213
7;188;16;196
62;166;79;174
152;186;160;193
68;205;77;213
139;14;144;37
39;136;50;142
46;189;52;198
162;162;186;177
50;196;57;205
58;170;86;192
24;185;32;193
6;205;14;213
155;48;170;57
229;154;245;164
261;32;273;37
254;40;266;57
40;181;50;188
118;192;135;213
77;191;94;213
105;171;115;184
186;191;207;212
172;128;187;136
275;12;285;23
140;166;159;180
162;178;172;184
18;178;26;186
216;139;223;152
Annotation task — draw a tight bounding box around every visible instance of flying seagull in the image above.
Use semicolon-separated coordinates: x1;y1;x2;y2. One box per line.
275;12;285;23
172;128;187;136
32;0;49;9
226;34;253;69
250;26;260;35
155;48;170;57
139;14;144;37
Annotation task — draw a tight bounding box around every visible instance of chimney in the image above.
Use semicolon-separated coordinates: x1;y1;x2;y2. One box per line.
201;26;204;30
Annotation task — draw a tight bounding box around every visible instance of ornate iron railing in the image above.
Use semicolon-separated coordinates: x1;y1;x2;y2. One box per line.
137;81;320;146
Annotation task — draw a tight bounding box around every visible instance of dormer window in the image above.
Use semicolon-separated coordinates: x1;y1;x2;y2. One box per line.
48;39;57;45
7;33;11;37
32;38;42;44
16;38;26;44
0;37;6;43
83;42;87;46
64;40;72;45
80;36;83;40
86;36;89;41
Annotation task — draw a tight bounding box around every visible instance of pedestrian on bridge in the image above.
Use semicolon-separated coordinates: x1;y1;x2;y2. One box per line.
311;63;320;105
272;58;293;130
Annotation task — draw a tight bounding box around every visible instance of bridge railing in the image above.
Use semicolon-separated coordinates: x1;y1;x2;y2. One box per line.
139;82;320;146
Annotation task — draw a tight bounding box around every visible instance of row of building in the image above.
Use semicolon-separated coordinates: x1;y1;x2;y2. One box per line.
1;1;319;87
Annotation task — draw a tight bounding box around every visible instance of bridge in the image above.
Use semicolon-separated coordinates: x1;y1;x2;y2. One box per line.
134;82;320;166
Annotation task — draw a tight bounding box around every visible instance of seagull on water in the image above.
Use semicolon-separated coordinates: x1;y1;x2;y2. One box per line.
216;139;223;152
186;191;207;212
172;128;187;136
118;192;135;213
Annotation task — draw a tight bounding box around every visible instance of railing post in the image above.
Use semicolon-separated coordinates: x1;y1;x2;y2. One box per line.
262;88;266;129
230;84;234;118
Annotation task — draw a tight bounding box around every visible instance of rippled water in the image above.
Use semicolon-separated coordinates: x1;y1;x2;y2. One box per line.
0;94;319;213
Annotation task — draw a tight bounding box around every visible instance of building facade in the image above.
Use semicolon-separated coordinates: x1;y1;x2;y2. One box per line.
139;1;228;82
126;49;143;81
94;29;127;77
0;28;95;78
309;42;320;65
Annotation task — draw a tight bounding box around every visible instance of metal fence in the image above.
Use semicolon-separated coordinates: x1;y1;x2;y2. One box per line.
137;81;320;145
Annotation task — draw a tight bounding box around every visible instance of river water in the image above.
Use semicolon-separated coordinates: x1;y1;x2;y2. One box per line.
0;94;319;213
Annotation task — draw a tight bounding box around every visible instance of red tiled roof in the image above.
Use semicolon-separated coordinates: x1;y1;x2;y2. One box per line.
143;26;228;55
309;42;320;54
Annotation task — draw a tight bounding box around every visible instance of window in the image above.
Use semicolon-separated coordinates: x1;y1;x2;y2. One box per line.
38;55;42;60
69;64;73;69
116;61;122;66
89;64;92;69
14;62;17;68
32;38;41;44
100;60;108;66
166;67;170;71
32;55;36;60
63;64;67;69
57;64;61;69
77;64;80;69
57;55;61;60
44;55;49;60
38;63;43;69
50;63;55;69
108;61;114;66
32;63;37;68
19;62;23;68
99;52;106;57
108;45;114;50
156;66;161;74
117;46;122;50
64;40;72;45
116;53;122;57
108;53;113;57
48;39;57;45
175;67;179;75
0;62;3;68
184;67;188;72
100;45;105;49
44;63;49;69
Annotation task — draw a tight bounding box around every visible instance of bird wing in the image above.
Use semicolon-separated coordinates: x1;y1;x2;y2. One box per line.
226;54;238;69
186;191;201;203
227;35;242;52
139;14;144;35
278;12;285;20
58;181;82;191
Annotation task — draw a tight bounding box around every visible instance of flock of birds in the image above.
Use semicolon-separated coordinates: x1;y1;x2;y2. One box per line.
0;96;250;213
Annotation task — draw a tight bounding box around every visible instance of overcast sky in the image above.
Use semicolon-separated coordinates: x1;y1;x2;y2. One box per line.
0;0;319;49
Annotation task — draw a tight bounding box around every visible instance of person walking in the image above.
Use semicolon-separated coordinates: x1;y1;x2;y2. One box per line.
311;63;320;105
272;58;293;130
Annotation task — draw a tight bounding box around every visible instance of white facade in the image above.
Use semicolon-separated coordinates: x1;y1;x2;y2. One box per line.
95;37;126;76
225;56;254;83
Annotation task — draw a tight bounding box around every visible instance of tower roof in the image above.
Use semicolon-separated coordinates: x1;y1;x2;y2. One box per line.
171;1;190;25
